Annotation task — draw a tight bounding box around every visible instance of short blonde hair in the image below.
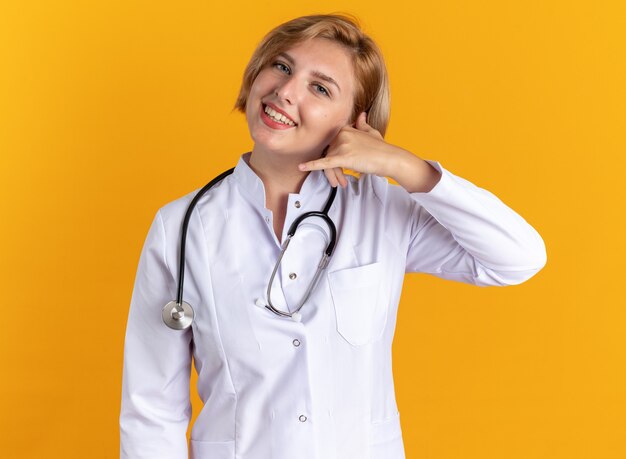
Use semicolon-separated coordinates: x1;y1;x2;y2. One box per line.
234;14;391;137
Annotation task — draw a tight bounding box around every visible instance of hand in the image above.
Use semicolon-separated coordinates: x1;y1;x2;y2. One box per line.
298;112;401;188
298;112;442;192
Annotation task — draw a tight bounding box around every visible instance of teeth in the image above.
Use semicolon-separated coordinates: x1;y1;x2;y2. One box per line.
264;105;295;126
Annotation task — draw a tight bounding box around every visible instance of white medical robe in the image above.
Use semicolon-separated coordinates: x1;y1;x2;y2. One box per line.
120;152;546;458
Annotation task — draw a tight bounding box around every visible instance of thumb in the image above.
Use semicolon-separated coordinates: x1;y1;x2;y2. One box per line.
355;112;369;131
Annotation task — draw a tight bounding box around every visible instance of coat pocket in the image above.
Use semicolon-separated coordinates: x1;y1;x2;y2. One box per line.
190;439;234;459
327;262;387;346
370;412;405;458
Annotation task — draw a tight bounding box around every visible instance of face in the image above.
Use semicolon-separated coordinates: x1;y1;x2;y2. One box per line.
245;38;356;162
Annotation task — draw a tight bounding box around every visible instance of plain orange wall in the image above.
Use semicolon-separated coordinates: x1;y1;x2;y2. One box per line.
1;1;625;458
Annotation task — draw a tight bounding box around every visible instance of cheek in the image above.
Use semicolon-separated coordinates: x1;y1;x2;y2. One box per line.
245;103;257;128
324;114;352;140
245;81;267;121
315;116;349;146
313;107;351;131
247;75;268;105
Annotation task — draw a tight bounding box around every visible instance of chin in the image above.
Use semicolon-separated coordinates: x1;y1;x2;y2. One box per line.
249;129;328;161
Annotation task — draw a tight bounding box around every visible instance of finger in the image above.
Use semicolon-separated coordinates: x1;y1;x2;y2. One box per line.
299;157;336;171
351;111;366;128
355;112;371;131
335;167;348;188
354;112;383;139
324;167;339;187
329;167;346;188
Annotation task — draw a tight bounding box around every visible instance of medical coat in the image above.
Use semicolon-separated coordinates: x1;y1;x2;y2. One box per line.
120;152;546;459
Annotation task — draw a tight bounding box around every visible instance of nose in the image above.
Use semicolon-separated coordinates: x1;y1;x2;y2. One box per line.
274;76;299;105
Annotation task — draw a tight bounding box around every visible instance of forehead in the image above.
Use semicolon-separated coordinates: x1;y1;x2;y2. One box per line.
277;38;355;94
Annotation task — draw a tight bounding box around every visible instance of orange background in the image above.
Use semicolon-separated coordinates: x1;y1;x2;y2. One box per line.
1;1;625;458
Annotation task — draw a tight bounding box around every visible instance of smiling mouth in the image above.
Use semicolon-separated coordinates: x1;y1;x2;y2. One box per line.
263;104;296;126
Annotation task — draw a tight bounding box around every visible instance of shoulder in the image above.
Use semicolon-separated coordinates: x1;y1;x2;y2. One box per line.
156;172;235;231
155;188;200;234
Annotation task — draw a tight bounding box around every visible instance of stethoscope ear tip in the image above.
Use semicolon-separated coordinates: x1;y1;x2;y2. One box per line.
255;298;266;308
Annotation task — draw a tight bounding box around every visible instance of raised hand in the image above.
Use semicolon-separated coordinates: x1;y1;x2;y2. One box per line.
299;112;441;192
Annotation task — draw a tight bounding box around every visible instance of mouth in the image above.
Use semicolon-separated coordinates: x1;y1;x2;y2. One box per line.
262;103;297;127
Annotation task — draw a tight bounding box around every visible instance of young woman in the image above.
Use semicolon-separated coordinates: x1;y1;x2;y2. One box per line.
120;14;546;459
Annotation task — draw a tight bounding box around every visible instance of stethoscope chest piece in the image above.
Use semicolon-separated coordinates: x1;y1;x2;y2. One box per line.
162;301;194;330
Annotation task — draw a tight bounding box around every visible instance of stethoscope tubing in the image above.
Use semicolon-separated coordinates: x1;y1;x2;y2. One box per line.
175;167;235;306
265;187;337;317
164;166;337;329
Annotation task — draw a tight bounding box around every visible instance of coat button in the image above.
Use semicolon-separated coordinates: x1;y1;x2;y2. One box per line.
289;272;297;280
294;201;301;208
299;415;307;422
293;339;301;347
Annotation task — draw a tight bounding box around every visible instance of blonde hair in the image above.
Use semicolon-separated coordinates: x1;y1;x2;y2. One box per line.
234;14;391;137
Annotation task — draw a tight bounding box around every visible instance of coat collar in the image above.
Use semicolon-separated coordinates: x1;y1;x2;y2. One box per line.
232;152;327;210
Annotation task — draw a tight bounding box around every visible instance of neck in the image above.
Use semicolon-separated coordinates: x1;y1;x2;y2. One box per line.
248;147;318;196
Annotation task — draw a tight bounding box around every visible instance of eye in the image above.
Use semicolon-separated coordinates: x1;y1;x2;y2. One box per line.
313;83;330;97
272;61;290;74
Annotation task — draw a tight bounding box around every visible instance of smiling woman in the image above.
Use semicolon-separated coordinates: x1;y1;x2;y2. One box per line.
120;13;547;459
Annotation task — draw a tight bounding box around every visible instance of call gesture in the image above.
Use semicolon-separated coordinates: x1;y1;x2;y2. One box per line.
298;112;442;193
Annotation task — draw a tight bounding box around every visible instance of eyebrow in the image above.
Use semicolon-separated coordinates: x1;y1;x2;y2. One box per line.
278;52;342;93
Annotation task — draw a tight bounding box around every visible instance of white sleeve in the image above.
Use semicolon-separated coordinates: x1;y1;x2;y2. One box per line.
403;161;547;286
120;210;192;458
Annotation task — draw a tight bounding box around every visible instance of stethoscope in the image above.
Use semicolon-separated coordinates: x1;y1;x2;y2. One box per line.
162;167;338;330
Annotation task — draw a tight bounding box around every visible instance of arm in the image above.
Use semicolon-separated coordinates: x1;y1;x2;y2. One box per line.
120;210;192;458
300;112;547;286
389;158;547;285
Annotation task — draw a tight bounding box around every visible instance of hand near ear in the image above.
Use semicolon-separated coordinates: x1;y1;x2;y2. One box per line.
298;112;384;187
299;112;441;192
